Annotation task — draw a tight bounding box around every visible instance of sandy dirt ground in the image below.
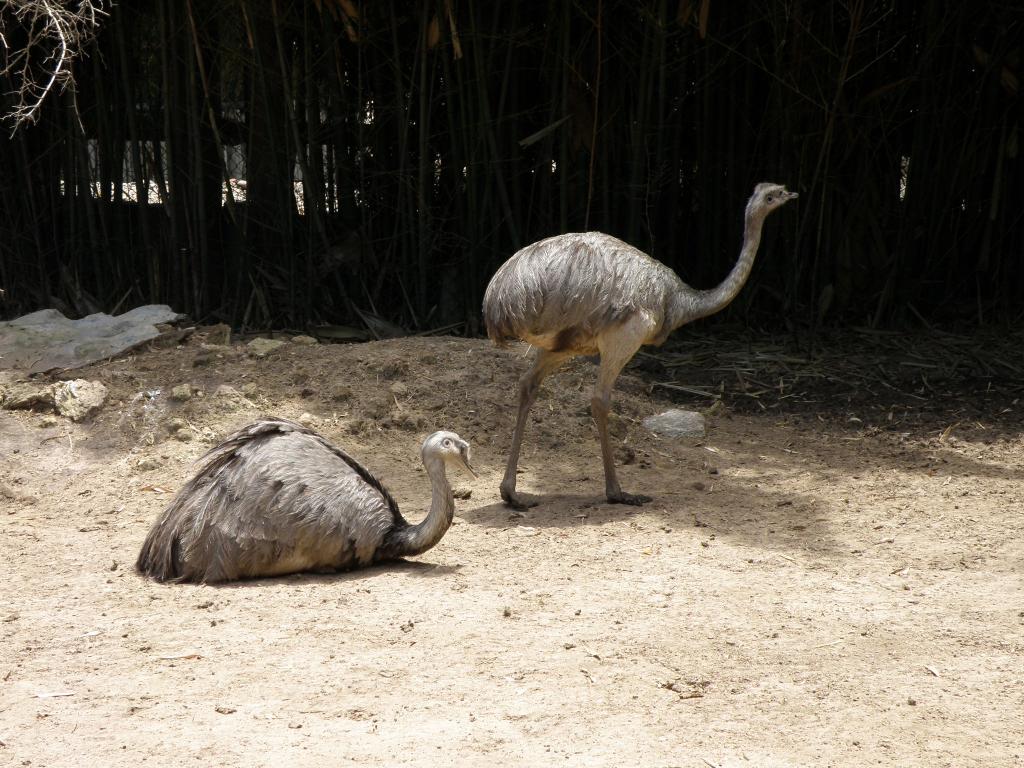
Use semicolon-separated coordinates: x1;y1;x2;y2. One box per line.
1;331;1022;767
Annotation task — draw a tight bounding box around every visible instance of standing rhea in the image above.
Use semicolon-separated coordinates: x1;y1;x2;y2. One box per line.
483;182;797;508
136;418;475;583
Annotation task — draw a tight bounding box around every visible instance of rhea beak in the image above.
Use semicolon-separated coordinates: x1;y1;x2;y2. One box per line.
459;446;478;478
783;189;799;200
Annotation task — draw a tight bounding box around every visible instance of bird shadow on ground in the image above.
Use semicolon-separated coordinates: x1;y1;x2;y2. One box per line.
462;490;728;526
463;494;626;528
198;560;463;589
466;486;851;559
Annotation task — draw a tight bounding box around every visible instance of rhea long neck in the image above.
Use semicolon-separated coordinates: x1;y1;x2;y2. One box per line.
668;206;768;328
392;454;454;558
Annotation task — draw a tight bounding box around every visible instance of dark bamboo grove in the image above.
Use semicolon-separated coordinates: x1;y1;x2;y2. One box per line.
0;1;1022;333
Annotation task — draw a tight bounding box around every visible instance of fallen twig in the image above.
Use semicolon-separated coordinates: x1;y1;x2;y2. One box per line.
812;639;843;649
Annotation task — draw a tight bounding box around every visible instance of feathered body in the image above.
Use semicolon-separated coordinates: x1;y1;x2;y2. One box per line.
484;232;688;354
483;183;797;507
136;418;474;584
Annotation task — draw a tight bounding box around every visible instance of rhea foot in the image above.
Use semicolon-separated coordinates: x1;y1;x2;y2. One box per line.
607;490;653;506
500;485;541;510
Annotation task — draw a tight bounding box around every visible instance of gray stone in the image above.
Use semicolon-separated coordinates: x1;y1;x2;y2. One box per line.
0;305;183;374
52;379;107;421
247;337;285;358
38;414;61;427
291;334;318;346
1;382;53;411
171;384;193;402
642;409;707;439
136;457;162;471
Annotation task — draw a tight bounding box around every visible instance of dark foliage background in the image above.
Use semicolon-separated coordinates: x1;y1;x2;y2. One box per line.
1;1;1021;334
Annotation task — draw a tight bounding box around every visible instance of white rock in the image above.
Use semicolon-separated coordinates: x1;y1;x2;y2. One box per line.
51;379;107;422
642;409;706;439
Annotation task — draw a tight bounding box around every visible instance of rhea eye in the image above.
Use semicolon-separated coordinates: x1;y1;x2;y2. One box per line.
443;438;453;448
767;195;774;203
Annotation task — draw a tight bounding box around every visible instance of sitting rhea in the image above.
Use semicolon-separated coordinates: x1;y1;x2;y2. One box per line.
136;418;475;584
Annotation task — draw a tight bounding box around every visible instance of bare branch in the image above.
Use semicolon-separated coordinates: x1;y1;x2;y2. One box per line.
0;0;110;131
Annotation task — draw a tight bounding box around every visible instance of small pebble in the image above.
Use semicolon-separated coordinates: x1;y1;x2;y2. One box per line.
170;384;192;402
247;338;285;358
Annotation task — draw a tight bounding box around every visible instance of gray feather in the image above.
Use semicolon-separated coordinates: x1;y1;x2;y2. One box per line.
135;418;470;584
482;232;685;352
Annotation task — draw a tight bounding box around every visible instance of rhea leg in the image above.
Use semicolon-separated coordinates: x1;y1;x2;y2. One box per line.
500;348;571;509
593;318;655;505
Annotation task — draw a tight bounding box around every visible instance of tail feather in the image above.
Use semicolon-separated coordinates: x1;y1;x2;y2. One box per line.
135;499;189;582
134;418;304;582
482;262;531;347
